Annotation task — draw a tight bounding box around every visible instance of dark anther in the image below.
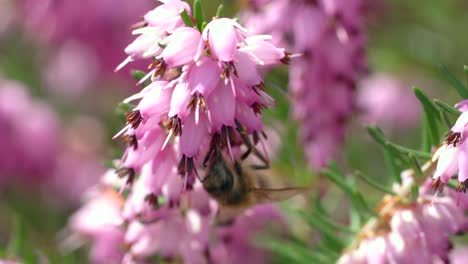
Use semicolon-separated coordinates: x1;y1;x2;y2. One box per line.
116;167;136;185
148;58;167;79
305;0;318;6
168;116;182;136
204;248;213;264
178;155;197;180
432;178;444;193
280;52;292;64
335;73;356;89
188;93;207;112
122;134;138;150
445;131;461;147
457;179;468;193
144;193;159;207
125;110;142;129
254;82;265;91
221;62;238;79
251;102;264;115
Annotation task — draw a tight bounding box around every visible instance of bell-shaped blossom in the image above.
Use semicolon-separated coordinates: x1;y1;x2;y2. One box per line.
143;0;191;30
433;101;468;189
158;27;202;67
201;18;248;62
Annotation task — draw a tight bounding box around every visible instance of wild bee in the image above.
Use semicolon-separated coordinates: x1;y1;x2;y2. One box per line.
202;149;306;224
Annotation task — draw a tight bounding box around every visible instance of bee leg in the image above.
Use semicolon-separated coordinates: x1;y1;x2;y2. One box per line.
235;120;269;167
250;162;269;171
202;147;214;168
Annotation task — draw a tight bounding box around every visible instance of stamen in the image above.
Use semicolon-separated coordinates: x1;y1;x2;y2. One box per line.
112;124;132;140
136;69;155;86
457;179;468;193
445;131;461;147
431;178;445;193
122;134;138;150
144;193;159;207
116;167;136;186
115;57;132;72
223;126;235;162
125;110;143;129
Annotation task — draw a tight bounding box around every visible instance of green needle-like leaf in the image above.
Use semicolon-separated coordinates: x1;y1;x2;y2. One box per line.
434;99;461;115
321;167;353;195
440;110;453;130
180;9;194;27
131;70;151;88
216;4;224;18
408;154;423;177
193;0;204;31
439;65;468;98
414;87;441;146
299;211;344;250
464;65;468;88
355;171;396;195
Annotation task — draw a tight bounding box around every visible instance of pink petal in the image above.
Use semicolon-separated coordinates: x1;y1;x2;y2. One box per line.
455;99;468;112
451;111;468;133
458;143;468;182
235;103;262;133
159;27;201;67
206;82;236;131
180;112;209;157
144;0;191;31
206;18;238;62
241;36;285;65
169;82;191;118
137;81;172;120
188;57;221;96
234;51;262;86
433;146;459;183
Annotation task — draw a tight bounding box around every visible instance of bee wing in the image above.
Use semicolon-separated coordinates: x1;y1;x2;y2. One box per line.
250;187;307;204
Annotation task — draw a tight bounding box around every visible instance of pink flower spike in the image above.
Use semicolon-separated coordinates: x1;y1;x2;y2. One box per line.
203;18;247;62
158;27;202;67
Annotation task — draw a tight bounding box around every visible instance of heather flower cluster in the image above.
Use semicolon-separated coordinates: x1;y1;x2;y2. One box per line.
113;0;289;192
338;174;468;263
69;0;290;262
0;79;59;185
243;0;371;168
0;78;105;202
